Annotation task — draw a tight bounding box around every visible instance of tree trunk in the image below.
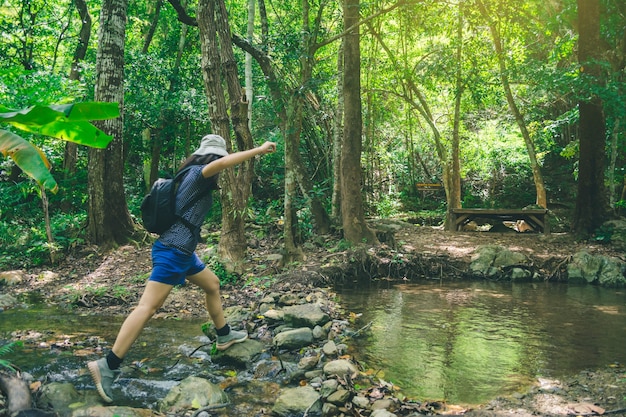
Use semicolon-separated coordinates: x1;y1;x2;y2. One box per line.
572;0;609;235
341;0;377;245
142;0;163;53
608;119;620;210
448;1;464;228
332;40;344;223
197;0;254;267
477;0;547;209
63;0;91;176
231;7;332;246
147;10;188;189
88;0;135;246
245;0;255;130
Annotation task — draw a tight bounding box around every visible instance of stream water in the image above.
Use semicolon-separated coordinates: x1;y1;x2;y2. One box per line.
1;281;625;410
337;281;626;405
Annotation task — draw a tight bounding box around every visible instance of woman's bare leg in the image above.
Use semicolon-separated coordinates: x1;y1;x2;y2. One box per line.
186;268;226;329
111;280;173;359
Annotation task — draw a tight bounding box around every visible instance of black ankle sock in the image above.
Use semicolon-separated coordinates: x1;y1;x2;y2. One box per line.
106;351;123;370
216;323;230;336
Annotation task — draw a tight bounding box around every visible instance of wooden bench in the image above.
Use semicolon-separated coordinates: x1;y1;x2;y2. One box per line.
416;183;443;191
451;208;550;233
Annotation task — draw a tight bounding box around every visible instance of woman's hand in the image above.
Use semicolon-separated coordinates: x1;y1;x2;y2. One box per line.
259;141;277;154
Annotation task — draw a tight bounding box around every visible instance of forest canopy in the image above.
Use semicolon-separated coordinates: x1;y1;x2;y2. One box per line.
0;0;624;269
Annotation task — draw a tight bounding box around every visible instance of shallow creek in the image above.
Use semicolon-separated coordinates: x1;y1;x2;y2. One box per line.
337;281;626;405
1;281;625;410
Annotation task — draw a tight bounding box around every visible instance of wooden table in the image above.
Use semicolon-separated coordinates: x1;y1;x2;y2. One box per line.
451;208;549;233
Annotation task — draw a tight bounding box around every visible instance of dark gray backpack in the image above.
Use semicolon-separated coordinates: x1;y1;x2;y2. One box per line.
140;167;206;235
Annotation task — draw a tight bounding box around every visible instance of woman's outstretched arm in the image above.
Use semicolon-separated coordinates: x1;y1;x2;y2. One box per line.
202;141;276;179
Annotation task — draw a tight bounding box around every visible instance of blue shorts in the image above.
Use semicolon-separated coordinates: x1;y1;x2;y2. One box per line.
149;240;205;286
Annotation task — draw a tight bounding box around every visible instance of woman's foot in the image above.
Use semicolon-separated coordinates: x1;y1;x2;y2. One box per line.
87;357;118;403
216;329;248;350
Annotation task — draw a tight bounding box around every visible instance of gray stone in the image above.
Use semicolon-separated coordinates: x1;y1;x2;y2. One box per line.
298;354;320;370
352;395;370;409
283;303;331;328
72;405;155;416
273;327;313;350
567;251;626;286
0;293;18;309
470;245;531;279
371;409;398;417
510;267;532;281
312;325;326;339
272;386;322;417
263;308;284;322
327;388;351;405
371;398;395;410
568;251;603;283
322;402;339;416
598;256;626;287
159;376;228;414
37;382;82;415
211;339;264;368
322;340;338;356
320;378;339;398
278;293;300;305
323;359;358;379
493;249;528;268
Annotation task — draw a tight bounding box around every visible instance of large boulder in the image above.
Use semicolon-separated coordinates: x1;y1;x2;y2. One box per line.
567;251;626;287
469;245;533;280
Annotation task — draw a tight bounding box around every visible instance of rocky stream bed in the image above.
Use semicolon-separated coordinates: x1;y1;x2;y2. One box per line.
1;220;626;416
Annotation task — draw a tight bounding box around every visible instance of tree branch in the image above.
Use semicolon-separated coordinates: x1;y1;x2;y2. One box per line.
166;0;197;26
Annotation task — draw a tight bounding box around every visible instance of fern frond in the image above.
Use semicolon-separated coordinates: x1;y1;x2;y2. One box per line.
0;341;23;357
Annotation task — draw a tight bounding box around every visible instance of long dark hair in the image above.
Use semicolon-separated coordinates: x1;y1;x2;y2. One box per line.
178;153;223;189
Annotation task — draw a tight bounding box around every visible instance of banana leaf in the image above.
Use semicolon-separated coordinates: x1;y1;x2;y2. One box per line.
0;129;58;193
0;102;119;148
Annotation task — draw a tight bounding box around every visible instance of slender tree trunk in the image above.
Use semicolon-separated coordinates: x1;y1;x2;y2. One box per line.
341;0;377;245
232;5;332;249
142;0;163;53
257;0;268;45
245;0;255;130
63;0;91;176
332;40;344;223
147;6;188;188
572;0;609;235
608;119;620;211
88;0;134;246
449;0;464;228
476;0;547;208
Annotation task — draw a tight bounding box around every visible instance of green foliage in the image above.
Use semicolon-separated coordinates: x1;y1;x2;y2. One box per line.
593;223;614;243
61;284;132;307
243;274;276;289
461;121;536;208
376;195;402;218
203;256;239;286
0;341;23;373
0;171;89;269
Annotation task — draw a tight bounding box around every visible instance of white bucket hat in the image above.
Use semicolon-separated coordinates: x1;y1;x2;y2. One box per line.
192;134;229;157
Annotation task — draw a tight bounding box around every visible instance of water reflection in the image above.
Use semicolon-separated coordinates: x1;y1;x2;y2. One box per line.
338;281;626;405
